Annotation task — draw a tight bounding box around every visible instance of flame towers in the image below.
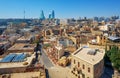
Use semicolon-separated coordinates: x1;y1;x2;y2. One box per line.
40;10;55;20
48;10;55;19
40;10;45;20
51;10;55;19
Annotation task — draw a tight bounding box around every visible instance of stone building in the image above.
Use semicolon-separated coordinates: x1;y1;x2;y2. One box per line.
70;47;105;78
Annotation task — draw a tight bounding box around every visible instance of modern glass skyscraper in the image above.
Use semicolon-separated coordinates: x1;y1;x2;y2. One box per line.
49;13;52;19
40;10;45;20
51;10;55;19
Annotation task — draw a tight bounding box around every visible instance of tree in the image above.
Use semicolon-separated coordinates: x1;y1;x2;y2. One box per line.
107;46;120;71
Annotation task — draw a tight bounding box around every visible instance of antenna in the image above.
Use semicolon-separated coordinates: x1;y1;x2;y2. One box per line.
24;10;25;19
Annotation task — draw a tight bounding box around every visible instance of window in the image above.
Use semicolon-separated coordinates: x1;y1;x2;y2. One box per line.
83;64;85;69
82;74;85;78
75;74;77;76
88;67;90;73
73;68;75;71
77;70;80;74
78;62;80;67
74;59;76;64
71;71;73;73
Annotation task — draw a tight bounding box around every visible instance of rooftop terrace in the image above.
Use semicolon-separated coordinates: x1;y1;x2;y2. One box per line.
8;43;35;52
0;53;26;62
73;47;105;65
0;53;35;68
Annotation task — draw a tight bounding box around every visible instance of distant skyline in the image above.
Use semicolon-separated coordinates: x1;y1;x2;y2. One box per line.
0;0;120;19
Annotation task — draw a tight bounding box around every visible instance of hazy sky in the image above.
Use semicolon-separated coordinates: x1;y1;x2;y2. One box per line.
0;0;120;19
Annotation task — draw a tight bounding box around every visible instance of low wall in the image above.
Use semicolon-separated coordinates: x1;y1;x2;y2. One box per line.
0;67;26;74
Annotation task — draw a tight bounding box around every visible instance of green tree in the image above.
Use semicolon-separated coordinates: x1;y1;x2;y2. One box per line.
107;46;120;71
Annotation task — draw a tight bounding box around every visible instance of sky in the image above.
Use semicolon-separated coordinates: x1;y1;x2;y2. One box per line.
0;0;120;19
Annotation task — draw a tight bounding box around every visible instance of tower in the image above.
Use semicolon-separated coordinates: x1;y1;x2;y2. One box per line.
24;10;25;19
40;10;45;20
51;10;55;19
49;13;51;19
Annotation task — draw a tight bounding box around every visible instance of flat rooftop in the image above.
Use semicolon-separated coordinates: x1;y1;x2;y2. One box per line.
0;71;46;78
8;43;35;52
17;36;31;41
73;47;105;65
55;45;62;50
0;53;35;68
0;41;9;45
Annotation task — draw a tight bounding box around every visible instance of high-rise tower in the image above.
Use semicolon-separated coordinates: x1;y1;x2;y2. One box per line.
51;10;55;19
49;13;52;19
40;10;45;20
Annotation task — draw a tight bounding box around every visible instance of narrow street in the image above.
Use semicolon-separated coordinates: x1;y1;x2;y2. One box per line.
40;50;54;68
38;43;71;78
39;43;54;68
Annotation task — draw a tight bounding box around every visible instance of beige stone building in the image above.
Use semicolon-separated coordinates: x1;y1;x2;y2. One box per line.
97;35;107;46
71;47;105;78
68;35;80;48
112;70;120;78
55;44;64;59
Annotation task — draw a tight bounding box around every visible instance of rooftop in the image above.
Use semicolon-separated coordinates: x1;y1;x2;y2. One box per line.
0;70;46;78
0;53;26;62
0;52;35;68
4;72;41;78
0;41;9;45
8;43;35;52
73;47;105;65
108;36;120;41
55;46;62;51
17;36;32;41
